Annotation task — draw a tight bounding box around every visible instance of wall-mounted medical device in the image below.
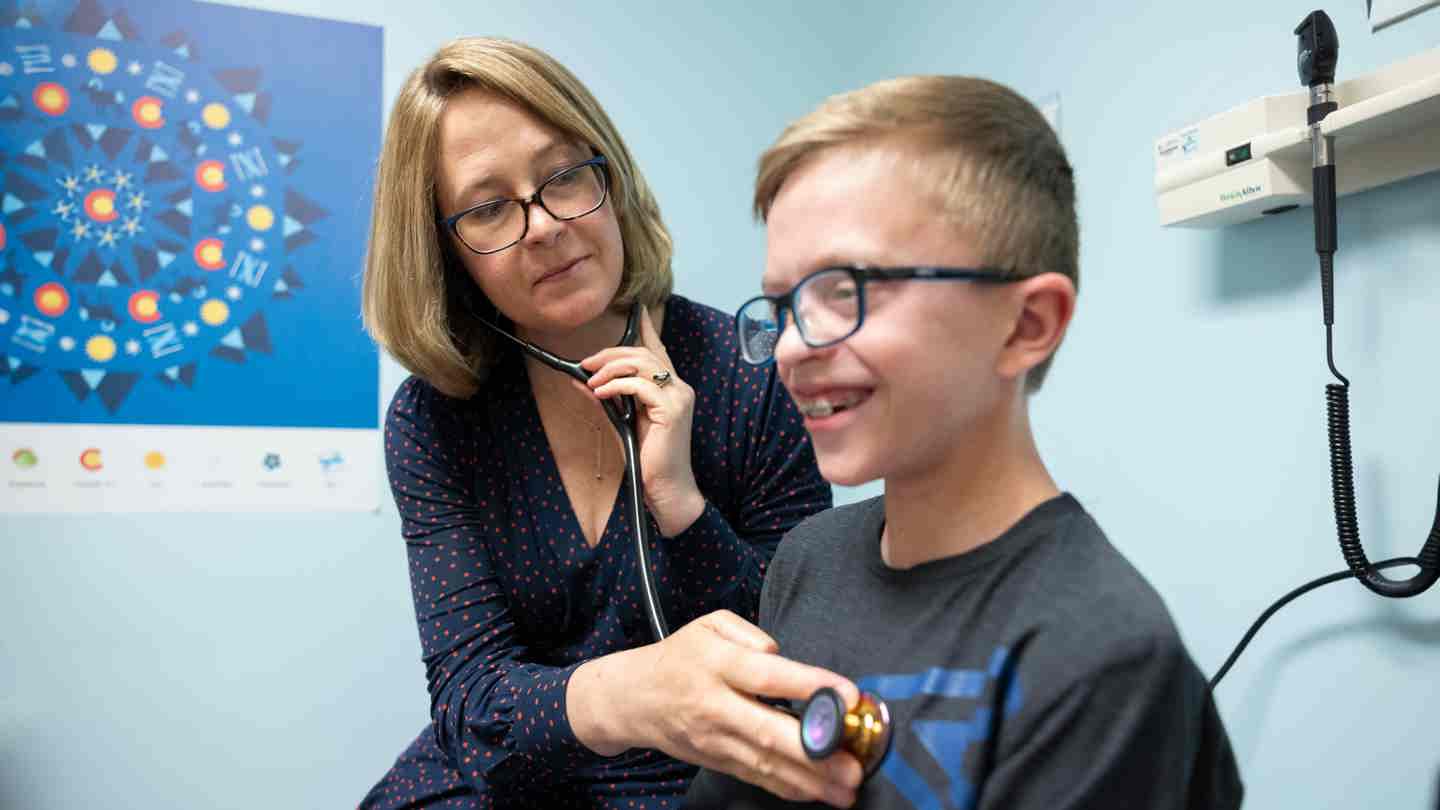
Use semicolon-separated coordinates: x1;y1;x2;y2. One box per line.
1154;45;1440;227
1205;10;1440;692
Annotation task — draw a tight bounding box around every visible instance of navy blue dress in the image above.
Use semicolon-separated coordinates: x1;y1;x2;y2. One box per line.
361;295;830;809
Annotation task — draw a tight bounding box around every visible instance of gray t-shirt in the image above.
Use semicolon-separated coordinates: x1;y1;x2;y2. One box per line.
686;494;1243;809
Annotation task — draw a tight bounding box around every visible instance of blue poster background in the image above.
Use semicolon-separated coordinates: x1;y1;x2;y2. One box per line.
0;0;380;428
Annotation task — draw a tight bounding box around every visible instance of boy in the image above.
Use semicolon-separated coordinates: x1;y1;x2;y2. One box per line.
686;76;1243;808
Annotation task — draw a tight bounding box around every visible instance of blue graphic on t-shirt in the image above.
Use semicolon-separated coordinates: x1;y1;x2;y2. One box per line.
857;646;1023;810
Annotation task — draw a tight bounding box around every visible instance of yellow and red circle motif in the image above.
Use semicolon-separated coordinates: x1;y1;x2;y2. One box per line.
85;335;117;362
194;238;225;270
131;96;165;129
84;188;119;223
144;451;166;470
33;82;69;116
201;102;231;129
87;48;118;75
34;282;70;317
128;290;162;323
195;160;226;192
79;448;103;471
199;299;230;326
246;205;275;232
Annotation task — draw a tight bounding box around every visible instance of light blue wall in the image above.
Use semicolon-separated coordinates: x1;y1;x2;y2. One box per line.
3;1;1438;808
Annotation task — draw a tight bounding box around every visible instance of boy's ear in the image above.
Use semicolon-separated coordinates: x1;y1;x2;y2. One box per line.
996;272;1076;382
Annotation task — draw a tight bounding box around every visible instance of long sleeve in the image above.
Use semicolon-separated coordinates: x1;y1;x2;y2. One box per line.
385;376;589;792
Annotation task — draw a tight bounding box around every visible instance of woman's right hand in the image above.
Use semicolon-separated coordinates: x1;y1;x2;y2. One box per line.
568;610;864;808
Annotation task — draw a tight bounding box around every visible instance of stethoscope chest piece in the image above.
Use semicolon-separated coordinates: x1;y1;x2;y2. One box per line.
799;687;892;777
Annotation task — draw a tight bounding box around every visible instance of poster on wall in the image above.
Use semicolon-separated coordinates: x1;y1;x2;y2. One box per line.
0;0;382;512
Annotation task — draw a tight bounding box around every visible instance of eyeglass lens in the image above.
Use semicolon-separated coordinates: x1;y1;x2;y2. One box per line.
737;268;862;364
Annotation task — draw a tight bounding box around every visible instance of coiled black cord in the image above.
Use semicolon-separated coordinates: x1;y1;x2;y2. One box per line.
1321;324;1440;599
1209;323;1439;691
1326;379;1365;574
1211;232;1440;691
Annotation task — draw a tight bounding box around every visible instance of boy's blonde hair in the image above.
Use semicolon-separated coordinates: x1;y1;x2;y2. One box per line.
363;37;673;398
755;76;1077;391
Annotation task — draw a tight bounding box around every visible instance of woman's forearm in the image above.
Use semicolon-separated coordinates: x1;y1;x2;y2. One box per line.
567;647;652;756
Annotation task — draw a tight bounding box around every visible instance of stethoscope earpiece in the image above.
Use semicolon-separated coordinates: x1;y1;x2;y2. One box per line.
799;687;892;778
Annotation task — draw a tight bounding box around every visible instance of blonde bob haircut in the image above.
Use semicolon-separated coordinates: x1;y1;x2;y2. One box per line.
754;76;1078;392
363;37;673;398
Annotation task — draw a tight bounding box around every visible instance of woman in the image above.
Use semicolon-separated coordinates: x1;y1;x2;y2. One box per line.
360;38;861;809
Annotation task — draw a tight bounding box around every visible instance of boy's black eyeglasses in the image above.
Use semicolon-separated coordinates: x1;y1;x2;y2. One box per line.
439;155;610;255
734;265;1023;365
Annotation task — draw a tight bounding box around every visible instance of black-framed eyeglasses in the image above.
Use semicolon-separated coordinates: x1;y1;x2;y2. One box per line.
438;155;610;255
734;265;1024;365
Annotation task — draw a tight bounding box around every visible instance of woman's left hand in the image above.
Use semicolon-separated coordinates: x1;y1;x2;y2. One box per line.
582;306;704;537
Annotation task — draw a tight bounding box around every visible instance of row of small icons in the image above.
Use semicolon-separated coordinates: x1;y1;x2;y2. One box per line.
10;448;347;474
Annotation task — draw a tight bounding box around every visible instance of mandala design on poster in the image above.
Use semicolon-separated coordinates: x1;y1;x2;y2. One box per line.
0;0;327;413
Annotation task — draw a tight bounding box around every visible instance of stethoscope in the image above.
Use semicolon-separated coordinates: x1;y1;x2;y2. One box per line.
479;302;893;778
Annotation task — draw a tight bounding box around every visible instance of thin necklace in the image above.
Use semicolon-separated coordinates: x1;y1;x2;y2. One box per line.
535;374;609;481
